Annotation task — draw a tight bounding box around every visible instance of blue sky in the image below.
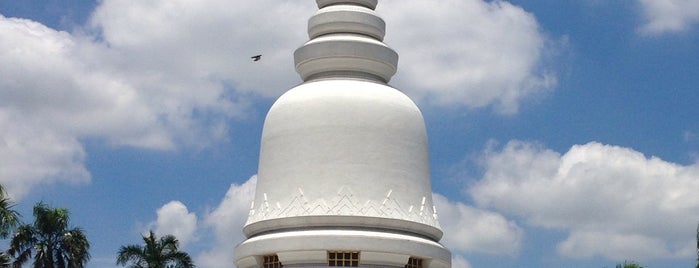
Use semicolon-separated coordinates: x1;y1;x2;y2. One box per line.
1;0;698;267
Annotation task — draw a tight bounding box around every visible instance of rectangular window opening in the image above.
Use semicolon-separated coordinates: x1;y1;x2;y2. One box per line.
327;250;360;267
405;257;423;268
262;254;283;268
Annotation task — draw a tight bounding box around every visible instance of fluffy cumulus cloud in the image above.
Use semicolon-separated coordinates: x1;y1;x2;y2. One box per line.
0;16;95;199
638;0;699;34
470;140;699;260
379;0;557;114
152;201;198;248
196;176;257;268
0;114;89;199
434;194;523;256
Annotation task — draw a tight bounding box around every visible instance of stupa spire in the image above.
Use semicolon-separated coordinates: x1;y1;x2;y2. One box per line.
294;0;398;82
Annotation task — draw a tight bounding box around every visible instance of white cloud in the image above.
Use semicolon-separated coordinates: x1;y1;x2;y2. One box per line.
152;201;198;248
196;176;256;268
88;0;310;97
434;194;523;255
0;15;179;149
451;254;473;268
557;231;673;260
380;0;557;114
470;140;699;260
0;16;93;199
0;13;241;199
0;114;89;199
638;0;699;34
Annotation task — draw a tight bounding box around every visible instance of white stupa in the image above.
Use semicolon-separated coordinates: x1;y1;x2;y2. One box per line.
234;0;452;267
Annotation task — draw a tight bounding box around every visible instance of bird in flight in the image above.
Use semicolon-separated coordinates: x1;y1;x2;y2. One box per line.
251;55;262;62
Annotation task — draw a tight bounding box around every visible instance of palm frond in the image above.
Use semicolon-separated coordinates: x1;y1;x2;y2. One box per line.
116;231;194;268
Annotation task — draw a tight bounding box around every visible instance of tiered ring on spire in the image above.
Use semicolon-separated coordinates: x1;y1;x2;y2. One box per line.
316;0;377;9
294;0;398;82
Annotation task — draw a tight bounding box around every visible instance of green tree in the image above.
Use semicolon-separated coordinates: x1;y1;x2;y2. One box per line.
7;202;90;268
116;231;194;268
615;260;643;268
0;184;20;267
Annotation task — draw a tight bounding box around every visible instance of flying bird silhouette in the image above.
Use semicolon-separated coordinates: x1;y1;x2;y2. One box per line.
251;55;262;62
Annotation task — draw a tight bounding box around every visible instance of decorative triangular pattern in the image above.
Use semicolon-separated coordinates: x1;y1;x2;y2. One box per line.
329;186;360;215
279;195;308;217
246;185;440;227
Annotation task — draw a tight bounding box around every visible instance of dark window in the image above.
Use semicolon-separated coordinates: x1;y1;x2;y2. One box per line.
262;254;283;268
405;257;423;268
328;251;359;267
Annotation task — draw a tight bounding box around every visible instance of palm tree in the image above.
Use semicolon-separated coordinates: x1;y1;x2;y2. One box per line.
0;184;20;267
116;231;194;268
0;185;20;238
7;202;90;268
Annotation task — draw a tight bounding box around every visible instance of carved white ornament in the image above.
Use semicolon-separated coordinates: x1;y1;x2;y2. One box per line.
247;186;440;228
